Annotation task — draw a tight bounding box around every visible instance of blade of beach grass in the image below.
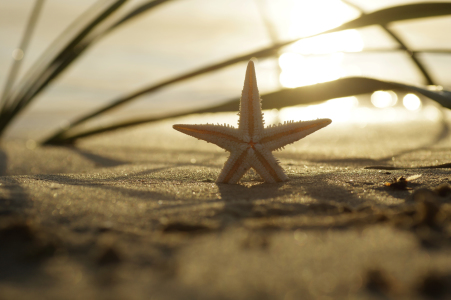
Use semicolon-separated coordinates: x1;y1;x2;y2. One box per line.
342;0;435;85
3;0;169;108
2;0;120;106
11;0;170;106
254;0;283;87
385;27;436;85
337;2;451;26
0;0;45;110
107;0;173;31
330;48;451;55
259;77;451;110
43;2;451;144
254;0;280;44
412;49;451;54
0;0;171;138
0;0;128;136
1;0;170;116
42;77;451;144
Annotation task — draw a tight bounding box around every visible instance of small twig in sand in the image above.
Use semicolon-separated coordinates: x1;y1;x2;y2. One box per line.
365;163;451;170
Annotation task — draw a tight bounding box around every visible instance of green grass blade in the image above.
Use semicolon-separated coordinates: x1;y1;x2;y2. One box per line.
42;76;451;144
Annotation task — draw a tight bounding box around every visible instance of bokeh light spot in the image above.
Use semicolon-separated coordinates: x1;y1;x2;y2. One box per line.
12;48;24;60
403;93;422;111
371;91;397;108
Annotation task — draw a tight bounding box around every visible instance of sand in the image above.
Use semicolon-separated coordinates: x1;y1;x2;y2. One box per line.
1;111;451;300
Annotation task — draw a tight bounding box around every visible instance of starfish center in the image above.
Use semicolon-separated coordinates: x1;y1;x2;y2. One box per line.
248;140;257;149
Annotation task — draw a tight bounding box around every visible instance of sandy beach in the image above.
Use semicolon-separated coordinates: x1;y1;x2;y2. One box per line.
2;1;451;299
1;110;451;299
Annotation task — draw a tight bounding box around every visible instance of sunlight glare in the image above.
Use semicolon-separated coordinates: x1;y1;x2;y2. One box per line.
279;0;363;89
403;93;422;111
279;52;344;88
279;30;363;88
289;30;364;55
279;52;304;69
279;96;359;123
274;95;432;128
371;91;397;108
288;0;359;38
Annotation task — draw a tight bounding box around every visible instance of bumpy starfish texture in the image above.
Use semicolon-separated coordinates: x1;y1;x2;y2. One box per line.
173;61;331;184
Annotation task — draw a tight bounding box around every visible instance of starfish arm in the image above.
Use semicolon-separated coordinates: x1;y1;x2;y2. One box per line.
217;147;251;184
173;124;243;151
172;60;332;184
259;118;332;151
238;61;264;140
248;145;288;183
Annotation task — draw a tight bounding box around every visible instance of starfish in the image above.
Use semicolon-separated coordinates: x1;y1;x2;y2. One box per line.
173;61;331;184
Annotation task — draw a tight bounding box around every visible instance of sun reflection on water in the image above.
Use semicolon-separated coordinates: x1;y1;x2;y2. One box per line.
279;30;364;88
275;98;439;126
276;0;430;124
289;30;364;55
277;97;359;123
403;93;422;111
280;0;363;89
279;52;343;88
370;91;398;108
288;0;359;38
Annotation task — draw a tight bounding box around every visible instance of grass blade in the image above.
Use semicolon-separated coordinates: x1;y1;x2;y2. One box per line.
45;2;451;144
0;0;173;138
108;0;172;31
43;76;451;144
342;0;436;85
0;0;45;110
0;1;127;119
0;0;129;137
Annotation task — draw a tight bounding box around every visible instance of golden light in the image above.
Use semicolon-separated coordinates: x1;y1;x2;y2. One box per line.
279;0;363;89
279;30;364;88
289;30;364;55
274;95;434;128
288;0;359;38
279;52;343;88
403;93;422;111
278;96;359;123
272;0;427;127
279;52;304;69
371;91;397;108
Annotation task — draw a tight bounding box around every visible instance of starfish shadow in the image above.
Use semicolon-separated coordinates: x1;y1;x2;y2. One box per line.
291;173;374;207
212;176;365;225
216;181;287;201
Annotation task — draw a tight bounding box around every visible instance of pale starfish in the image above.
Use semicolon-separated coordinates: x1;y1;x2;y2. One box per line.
173;61;331;184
